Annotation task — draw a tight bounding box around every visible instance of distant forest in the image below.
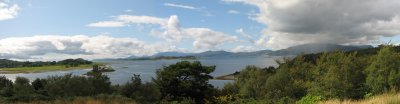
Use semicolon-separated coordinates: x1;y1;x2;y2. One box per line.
0;58;93;68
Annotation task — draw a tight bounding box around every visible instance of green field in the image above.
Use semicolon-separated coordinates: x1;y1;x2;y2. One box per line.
0;64;95;74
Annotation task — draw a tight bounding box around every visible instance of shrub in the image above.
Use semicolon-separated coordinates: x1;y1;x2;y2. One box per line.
296;95;323;104
120;74;161;104
0;76;14;97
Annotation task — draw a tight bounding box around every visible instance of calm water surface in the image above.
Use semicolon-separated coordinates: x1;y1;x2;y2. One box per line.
0;56;281;88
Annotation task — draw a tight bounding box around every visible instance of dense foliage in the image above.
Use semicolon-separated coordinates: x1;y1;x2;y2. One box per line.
0;58;92;68
216;45;400;103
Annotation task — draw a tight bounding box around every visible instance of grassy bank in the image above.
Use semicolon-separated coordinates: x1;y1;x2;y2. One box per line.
319;93;400;104
0;64;96;74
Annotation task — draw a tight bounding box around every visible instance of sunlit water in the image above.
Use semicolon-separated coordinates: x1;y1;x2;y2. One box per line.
0;56;281;88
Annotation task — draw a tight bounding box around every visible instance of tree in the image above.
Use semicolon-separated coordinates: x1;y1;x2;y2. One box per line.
88;74;113;95
153;61;215;103
260;56;313;103
120;74;142;98
14;77;33;93
366;45;400;94
12;77;35;101
310;52;367;99
0;76;13;97
120;74;161;103
235;66;274;99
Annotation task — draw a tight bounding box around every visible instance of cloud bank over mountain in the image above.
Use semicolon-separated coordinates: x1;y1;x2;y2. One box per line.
224;0;400;49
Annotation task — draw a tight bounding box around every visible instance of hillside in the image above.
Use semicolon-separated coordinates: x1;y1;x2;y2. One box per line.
122;43;373;60
268;43;373;56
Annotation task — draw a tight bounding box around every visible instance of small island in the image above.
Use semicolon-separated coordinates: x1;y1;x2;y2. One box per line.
85;64;115;76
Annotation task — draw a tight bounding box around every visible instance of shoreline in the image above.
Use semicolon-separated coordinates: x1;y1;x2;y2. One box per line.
214;74;235;80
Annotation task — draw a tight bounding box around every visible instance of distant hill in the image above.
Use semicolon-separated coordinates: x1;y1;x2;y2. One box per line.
268;43;373;56
152;52;193;57
126;55;139;59
121;43;373;60
192;51;235;58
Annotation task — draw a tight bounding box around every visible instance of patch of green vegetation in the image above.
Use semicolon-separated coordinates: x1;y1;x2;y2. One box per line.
0;58;100;74
0;64;101;74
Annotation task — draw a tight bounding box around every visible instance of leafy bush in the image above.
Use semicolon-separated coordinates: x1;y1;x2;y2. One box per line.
296;95;323;104
0;76;14;97
119;74;161;104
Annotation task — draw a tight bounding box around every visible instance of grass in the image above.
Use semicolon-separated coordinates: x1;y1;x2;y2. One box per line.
0;64;99;74
9;95;136;104
319;93;400;104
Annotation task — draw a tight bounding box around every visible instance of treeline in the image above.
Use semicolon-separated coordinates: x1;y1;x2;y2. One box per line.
0;58;92;68
0;73;117;102
217;45;400;103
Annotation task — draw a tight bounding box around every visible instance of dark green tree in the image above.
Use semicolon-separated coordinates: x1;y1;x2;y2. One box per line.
0;76;13;97
153;61;215;103
235;66;274;99
366;45;400;94
12;77;35;101
262;56;312;103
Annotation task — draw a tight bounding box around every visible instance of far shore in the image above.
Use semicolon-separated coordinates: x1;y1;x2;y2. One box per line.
0;63;103;74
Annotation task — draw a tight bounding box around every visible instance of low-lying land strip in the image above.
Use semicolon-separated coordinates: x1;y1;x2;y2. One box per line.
0;64;95;74
0;58;103;74
214;71;240;80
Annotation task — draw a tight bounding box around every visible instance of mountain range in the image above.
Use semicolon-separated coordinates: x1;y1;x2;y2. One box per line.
124;43;373;59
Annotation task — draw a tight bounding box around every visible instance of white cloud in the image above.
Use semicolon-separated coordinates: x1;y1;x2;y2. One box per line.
117;15;168;25
163;3;198;10
163;2;213;16
124;9;132;12
223;0;400;50
0;35;180;61
236;28;253;43
87;21;126;27
183;28;238;50
227;10;240;14
162;15;183;41
89;15;238;51
231;45;257;52
0;1;20;21
87;15;169;28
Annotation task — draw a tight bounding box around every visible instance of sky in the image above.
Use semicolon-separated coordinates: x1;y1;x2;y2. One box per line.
1;0;400;61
